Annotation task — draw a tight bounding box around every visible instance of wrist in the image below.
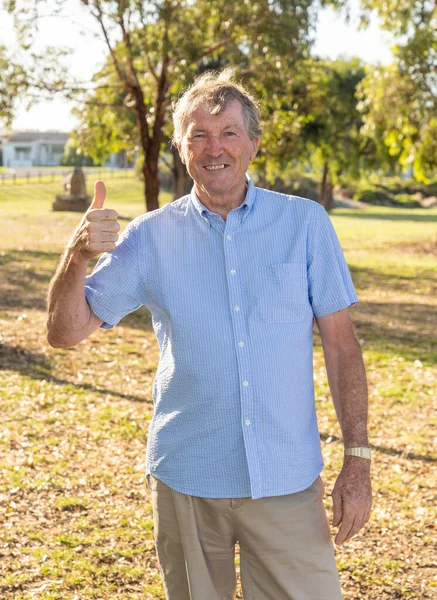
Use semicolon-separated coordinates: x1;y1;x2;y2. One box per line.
65;246;90;267
344;446;372;466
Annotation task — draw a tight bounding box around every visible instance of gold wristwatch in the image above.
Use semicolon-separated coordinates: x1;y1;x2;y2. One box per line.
344;447;372;460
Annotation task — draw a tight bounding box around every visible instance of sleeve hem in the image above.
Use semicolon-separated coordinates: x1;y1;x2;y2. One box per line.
85;287;119;329
312;295;359;318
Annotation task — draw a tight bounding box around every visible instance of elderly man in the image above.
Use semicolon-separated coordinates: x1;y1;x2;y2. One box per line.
47;69;372;600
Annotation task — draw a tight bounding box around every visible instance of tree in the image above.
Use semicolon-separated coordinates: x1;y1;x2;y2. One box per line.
70;59;138;167
0;46;27;126
256;58;380;211
356;0;437;180
7;0;339;211
60;141;96;166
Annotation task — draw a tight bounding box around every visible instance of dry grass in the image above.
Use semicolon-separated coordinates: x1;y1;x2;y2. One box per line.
0;183;436;599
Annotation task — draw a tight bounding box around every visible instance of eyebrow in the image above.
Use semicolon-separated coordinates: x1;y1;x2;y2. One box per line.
189;122;243;133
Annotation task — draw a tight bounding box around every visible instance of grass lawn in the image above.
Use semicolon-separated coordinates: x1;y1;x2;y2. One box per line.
0;180;436;599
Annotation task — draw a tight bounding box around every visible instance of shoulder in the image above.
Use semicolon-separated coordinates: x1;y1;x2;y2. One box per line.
255;186;324;222
123;195;191;233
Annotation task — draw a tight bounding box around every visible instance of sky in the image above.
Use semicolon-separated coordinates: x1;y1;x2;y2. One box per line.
0;1;394;133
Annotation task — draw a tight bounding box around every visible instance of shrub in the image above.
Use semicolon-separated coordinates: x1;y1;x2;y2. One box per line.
354;188;393;205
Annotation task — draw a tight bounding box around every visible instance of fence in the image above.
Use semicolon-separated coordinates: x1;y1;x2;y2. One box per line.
0;168;136;186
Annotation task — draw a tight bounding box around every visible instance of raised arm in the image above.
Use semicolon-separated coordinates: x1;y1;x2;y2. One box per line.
46;181;120;348
316;307;372;546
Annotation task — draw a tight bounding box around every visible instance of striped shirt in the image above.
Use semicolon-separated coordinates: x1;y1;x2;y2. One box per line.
85;175;358;499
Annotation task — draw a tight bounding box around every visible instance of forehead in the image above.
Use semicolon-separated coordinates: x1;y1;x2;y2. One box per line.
184;99;246;133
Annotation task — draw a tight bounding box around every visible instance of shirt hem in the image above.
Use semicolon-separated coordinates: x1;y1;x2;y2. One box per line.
145;464;324;500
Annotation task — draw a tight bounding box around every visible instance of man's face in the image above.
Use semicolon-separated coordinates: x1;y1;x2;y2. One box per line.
178;99;259;198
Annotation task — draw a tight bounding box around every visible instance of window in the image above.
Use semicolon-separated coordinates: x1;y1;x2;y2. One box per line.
15;146;31;160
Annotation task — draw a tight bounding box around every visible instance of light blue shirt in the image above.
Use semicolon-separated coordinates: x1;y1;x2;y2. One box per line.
85;176;358;499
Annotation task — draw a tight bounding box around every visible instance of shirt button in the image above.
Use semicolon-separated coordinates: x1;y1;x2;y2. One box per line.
230;269;236;275
243;380;249;387
226;235;232;240
234;306;240;312
239;341;244;348
245;419;251;426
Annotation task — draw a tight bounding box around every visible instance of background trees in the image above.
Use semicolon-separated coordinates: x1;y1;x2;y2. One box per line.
0;46;27;127
4;0;436;209
6;0;328;210
357;0;437;182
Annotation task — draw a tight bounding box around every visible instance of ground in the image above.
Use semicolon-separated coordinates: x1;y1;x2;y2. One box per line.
0;179;436;599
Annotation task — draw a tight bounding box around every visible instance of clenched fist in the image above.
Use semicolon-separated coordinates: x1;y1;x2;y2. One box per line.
67;181;120;262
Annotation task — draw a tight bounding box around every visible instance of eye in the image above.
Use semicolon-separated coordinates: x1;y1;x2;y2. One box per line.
224;131;236;137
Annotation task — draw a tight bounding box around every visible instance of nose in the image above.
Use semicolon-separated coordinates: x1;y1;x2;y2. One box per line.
204;135;223;158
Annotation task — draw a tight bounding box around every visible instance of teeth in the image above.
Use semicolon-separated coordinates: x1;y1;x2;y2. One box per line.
205;164;226;170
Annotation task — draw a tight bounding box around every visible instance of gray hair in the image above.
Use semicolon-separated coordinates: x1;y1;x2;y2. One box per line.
171;68;262;146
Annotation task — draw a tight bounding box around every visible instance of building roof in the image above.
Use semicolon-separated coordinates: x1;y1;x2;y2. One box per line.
6;131;69;144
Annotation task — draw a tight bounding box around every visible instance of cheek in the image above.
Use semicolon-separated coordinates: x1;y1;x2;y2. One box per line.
185;146;201;163
187;150;197;165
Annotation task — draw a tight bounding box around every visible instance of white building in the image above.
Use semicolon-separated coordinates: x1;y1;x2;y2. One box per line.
1;130;134;169
2;131;69;168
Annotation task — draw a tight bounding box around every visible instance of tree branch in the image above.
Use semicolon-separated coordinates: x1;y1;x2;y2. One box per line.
87;0;133;90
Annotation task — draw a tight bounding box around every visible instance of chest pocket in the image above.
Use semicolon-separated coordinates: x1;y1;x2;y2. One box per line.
255;262;308;323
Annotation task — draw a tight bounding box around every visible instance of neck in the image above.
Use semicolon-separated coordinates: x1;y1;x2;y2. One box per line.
195;179;248;221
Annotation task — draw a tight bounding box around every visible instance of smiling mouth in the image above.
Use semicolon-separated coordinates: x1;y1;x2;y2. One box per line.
203;164;229;171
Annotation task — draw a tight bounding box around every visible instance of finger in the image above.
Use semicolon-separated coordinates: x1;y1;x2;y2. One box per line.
98;241;116;253
100;220;120;233
87;208;118;222
363;506;372;525
88;219;120;233
89;232;119;245
101;233;118;243
342;515;367;544
90;180;106;209
335;515;355;546
332;492;342;527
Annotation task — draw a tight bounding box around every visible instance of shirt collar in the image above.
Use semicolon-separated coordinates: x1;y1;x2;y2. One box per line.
190;174;256;227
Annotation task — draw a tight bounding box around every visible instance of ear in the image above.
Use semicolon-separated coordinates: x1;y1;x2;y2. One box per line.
177;143;186;165
249;138;260;162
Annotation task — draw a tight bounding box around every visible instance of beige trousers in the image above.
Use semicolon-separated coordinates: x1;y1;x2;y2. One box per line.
146;474;343;600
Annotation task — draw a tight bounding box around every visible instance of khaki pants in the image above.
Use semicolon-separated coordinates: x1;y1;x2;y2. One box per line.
146;474;343;600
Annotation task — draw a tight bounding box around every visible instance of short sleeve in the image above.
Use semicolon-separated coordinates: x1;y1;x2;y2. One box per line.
85;221;144;329
307;206;358;318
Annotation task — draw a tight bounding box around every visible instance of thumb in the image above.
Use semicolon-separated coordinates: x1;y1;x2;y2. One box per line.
90;180;106;209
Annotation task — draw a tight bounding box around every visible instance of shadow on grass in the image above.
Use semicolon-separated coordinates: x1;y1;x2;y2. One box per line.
1;249;155;331
1;250;60;312
333;210;437;223
0;343;150;404
320;433;437;464
351;265;436;292
350;300;436;365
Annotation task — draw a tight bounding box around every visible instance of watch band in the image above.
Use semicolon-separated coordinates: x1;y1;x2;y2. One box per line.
344;447;372;460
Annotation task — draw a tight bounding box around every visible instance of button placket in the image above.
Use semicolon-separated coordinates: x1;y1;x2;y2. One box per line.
223;225;254;442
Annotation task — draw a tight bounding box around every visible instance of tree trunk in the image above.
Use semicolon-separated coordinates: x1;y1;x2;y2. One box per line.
143;159;160;212
320;162;334;212
172;147;191;199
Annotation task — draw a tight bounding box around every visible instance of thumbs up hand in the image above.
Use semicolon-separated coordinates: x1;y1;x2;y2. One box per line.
67;181;120;263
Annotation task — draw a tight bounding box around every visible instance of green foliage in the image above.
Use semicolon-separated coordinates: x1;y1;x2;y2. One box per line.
354;185;423;208
256;57;388;209
357;63;437;182
354;188;395;206
60;142;96;167
356;0;437;181
0;45;28;126
6;0;346;207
